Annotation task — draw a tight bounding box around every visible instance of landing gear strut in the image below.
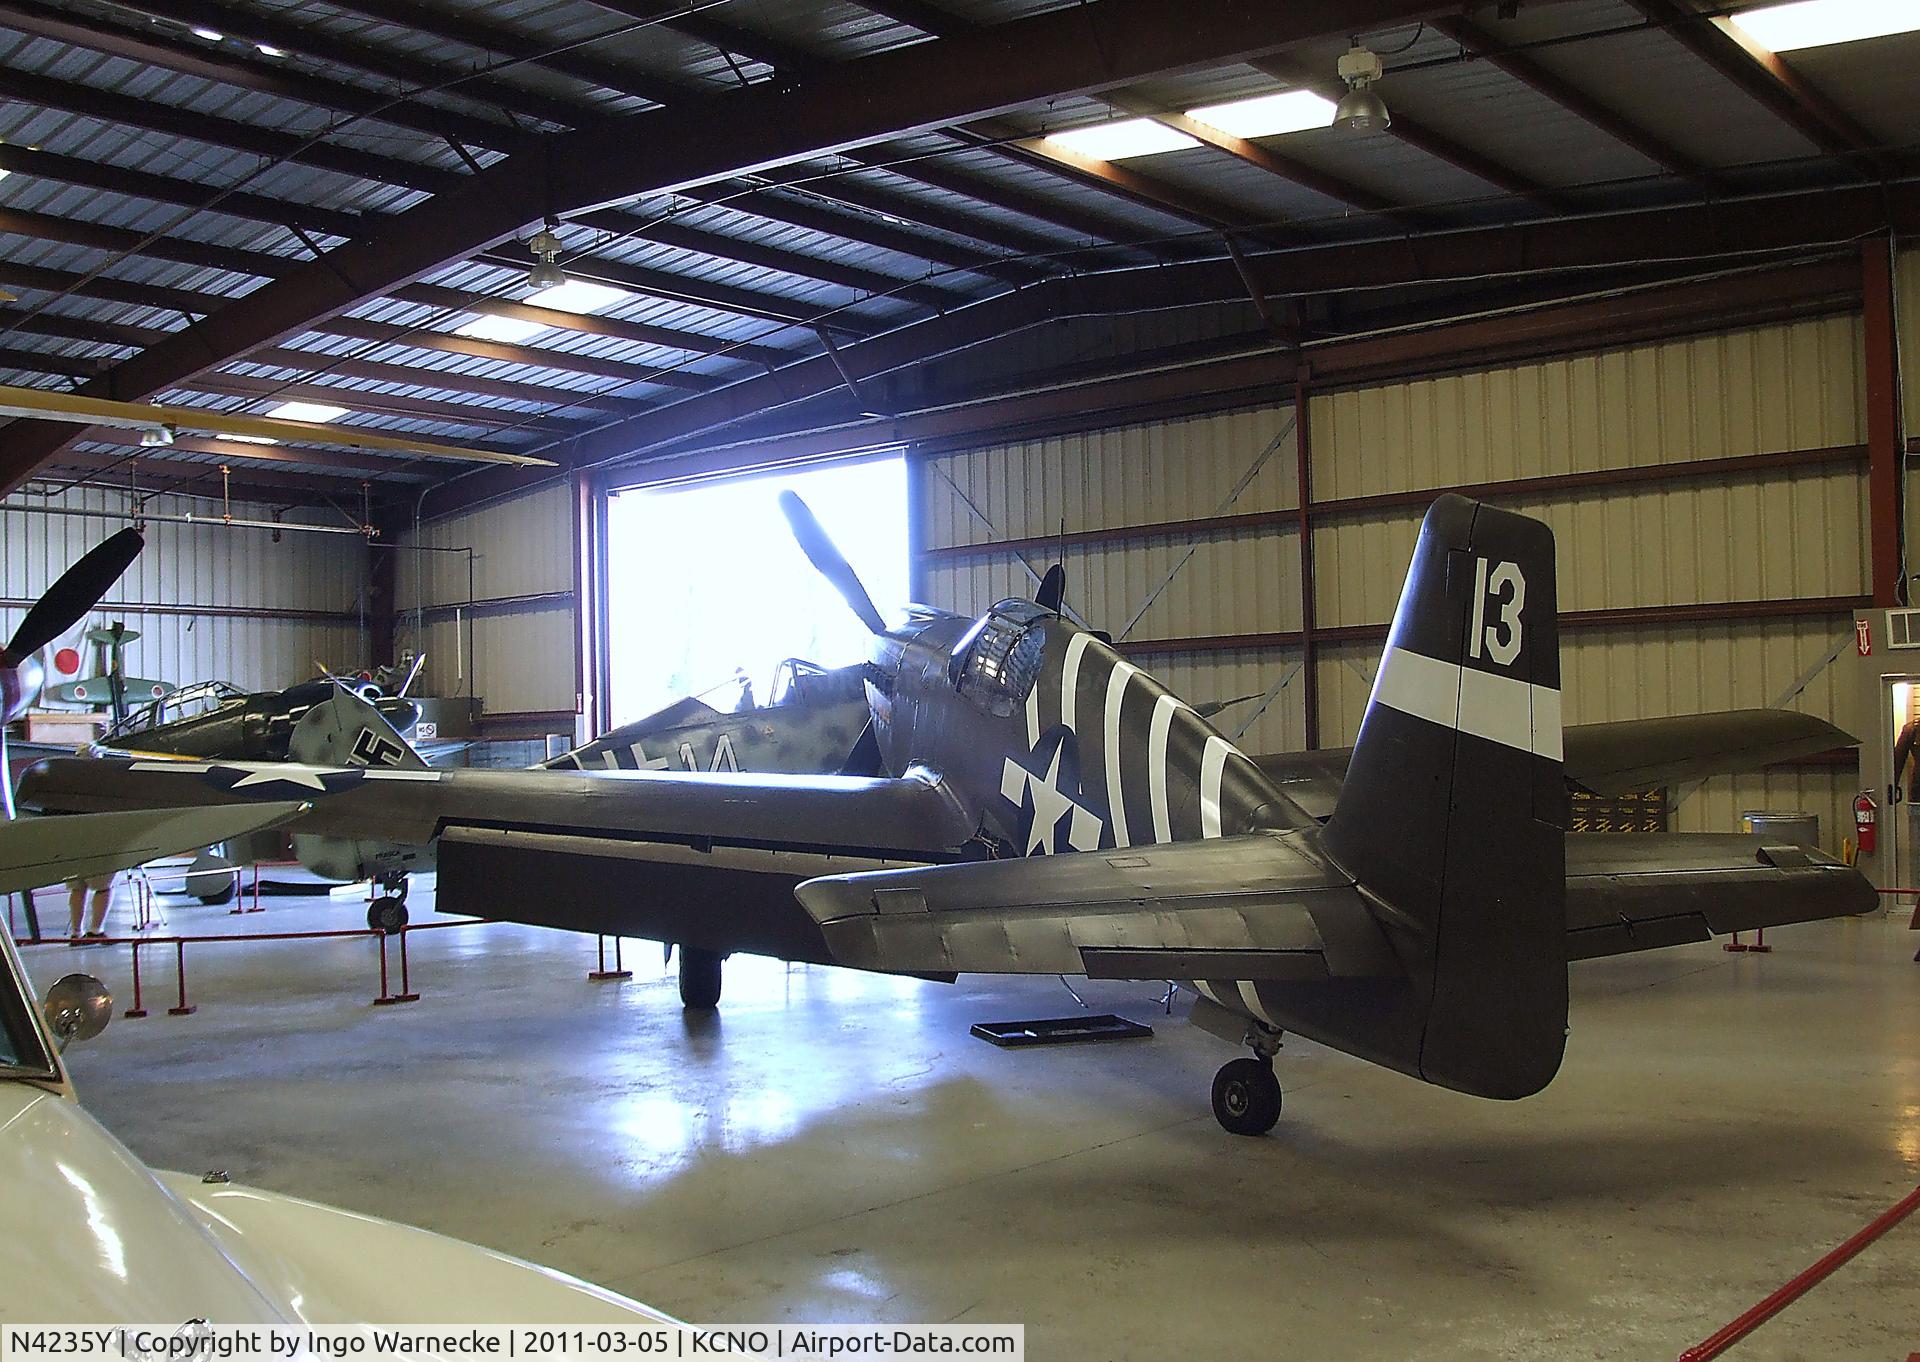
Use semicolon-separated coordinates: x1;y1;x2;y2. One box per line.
678;946;723;1010
367;870;409;933
1211;1024;1283;1136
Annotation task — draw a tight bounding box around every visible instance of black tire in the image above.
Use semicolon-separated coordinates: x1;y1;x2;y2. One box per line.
368;897;409;933
196;882;236;907
678;947;723;1010
1211;1057;1282;1136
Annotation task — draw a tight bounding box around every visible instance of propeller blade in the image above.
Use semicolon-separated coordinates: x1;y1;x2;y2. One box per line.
1036;564;1066;614
2;529;143;666
779;491;886;635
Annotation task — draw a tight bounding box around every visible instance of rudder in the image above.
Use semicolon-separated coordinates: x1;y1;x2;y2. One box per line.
1324;494;1567;1098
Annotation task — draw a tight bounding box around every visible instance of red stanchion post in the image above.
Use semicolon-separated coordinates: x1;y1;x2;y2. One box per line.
372;927;419;1005
167;939;196;1016
124;941;147;1018
588;933;633;981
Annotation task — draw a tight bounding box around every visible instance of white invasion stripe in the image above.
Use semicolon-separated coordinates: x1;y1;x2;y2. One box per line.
1025;683;1039;749
1059;631;1092;734
1372;646;1563;760
1103;661;1138;849
362;769;442;781
1194;980;1222;1006
130;760;212;773
1199;735;1230;838
1236;980;1276;1026
1148;693;1178;843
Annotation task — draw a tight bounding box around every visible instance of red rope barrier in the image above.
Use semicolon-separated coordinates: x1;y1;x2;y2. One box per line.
1677;1184;1920;1361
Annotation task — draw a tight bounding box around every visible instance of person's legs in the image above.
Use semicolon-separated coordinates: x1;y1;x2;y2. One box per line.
84;875;113;936
66;882;84;939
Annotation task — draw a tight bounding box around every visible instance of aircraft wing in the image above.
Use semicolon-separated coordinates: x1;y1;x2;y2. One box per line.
0;801;308;894
18;755;979;956
792;828;1872;979
1253;708;1854;818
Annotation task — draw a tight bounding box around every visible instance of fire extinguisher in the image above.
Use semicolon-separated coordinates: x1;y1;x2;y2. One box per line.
1854;791;1878;855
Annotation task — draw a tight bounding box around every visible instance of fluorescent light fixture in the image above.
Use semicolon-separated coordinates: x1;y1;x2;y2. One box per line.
265;400;346;423
190;26;224;41
455;313;549;344
221;433;277;445
533;279;629;315
1185;89;1338;138
1044;118;1199;160
255;43;287;57
1729;0;1920;51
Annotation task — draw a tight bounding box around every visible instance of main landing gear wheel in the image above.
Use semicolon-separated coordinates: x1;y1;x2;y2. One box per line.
678;947;723;1010
367;896;409;933
1211;1057;1282;1136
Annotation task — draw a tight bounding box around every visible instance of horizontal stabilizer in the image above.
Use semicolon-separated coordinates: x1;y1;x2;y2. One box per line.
1566;833;1875;959
795;831;1401;980
1562;709;1853;795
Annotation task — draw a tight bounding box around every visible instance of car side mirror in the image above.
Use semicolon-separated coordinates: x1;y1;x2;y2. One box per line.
42;974;111;1050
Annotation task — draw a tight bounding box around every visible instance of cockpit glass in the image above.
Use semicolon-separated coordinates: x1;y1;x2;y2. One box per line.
956;600;1048;717
103;680;244;741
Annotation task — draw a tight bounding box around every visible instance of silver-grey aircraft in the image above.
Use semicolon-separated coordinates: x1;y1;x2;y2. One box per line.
21;495;1873;1134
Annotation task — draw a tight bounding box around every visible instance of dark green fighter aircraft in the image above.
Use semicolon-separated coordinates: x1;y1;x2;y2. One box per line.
20;495;1872;1134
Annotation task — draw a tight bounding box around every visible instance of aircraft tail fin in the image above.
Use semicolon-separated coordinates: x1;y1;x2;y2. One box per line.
290;682;430;771
1324;495;1567;1099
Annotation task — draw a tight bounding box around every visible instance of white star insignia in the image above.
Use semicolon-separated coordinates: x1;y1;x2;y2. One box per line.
1001;745;1103;856
227;765;332;791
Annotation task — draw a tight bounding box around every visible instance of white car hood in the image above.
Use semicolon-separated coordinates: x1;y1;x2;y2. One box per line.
0;1085;287;1323
0;1083;679;1325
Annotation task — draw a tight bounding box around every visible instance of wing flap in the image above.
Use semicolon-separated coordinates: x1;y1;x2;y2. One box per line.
1565;833;1876;960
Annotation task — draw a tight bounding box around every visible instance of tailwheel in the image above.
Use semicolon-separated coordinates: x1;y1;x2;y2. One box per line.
678;946;723;1010
367;896;409;933
1211;1056;1282;1136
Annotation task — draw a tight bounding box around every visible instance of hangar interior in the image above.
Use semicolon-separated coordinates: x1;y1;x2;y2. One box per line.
0;0;1917;1355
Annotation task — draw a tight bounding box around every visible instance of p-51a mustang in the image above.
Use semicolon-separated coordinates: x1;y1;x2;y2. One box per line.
22;495;1872;1134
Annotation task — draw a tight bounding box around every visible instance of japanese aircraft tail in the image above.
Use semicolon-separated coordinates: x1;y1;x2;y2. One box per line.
1324;494;1568;1099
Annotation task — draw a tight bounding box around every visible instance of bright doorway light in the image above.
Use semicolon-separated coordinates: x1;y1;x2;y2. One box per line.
1045;118;1199;160
455;313;548;344
604;455;908;727
1186;89;1338;137
265;400;346;422
1729;0;1920;51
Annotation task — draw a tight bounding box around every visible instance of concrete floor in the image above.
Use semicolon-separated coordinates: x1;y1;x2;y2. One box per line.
17;878;1920;1361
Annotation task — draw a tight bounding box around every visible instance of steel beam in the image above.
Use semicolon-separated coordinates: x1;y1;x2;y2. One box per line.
109;0;586;128
0;0;527;153
0;64;462;195
1863;237;1904;605
481;188;1905;479
425;253;1863;516
1249;54;1565;209
2;0;1420;494
1432;15;1719;185
1621;0;1890;169
0;144;367;239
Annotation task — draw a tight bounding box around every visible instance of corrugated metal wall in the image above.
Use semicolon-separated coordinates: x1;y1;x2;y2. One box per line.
918;313;1873;845
920;405;1309;755
395;482;575;717
1;484;365;697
